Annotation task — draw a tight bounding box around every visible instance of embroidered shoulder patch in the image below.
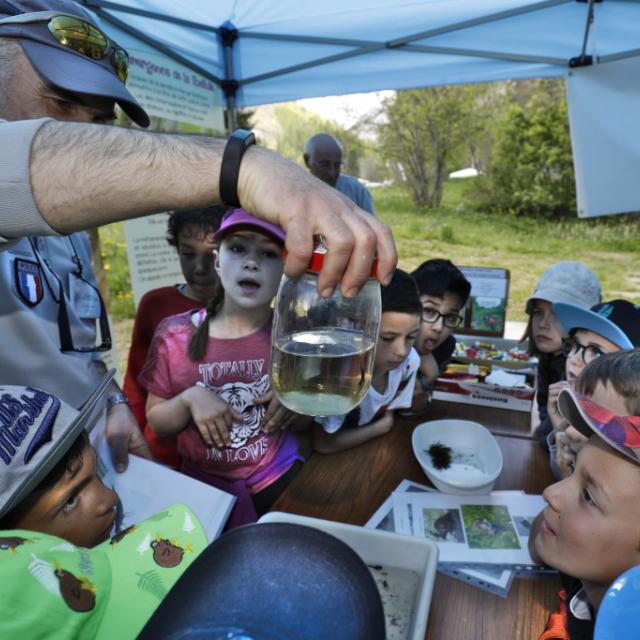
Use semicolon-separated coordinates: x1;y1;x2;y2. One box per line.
14;258;43;306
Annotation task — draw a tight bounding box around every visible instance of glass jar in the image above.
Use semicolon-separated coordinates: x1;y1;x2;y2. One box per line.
270;248;381;416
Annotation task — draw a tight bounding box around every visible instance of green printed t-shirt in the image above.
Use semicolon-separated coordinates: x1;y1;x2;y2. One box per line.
0;503;207;639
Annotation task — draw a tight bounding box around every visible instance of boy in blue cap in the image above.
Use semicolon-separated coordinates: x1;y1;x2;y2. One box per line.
545;299;640;477
0;374;381;640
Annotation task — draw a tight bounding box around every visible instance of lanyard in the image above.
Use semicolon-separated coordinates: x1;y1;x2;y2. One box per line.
28;236;112;353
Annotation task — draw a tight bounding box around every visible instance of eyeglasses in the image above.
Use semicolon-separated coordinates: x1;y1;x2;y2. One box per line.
0;11;129;82
421;307;463;329
561;336;605;366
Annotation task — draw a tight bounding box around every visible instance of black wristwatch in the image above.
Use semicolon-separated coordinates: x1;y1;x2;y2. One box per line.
219;129;256;207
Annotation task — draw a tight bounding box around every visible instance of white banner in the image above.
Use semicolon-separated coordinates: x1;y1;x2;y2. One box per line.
566;57;640;218
124;214;182;308
127;48;224;131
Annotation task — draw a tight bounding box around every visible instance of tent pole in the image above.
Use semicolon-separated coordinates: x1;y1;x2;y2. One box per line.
579;0;596;60
91;7;222;85
226;97;237;134
570;0;597;67
221;22;239;134
81;0;220;34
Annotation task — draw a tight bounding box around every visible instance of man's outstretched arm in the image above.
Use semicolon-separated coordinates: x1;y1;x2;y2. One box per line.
29;120;396;295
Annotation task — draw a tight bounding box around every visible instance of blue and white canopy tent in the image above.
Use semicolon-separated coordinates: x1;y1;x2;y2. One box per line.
80;0;640;217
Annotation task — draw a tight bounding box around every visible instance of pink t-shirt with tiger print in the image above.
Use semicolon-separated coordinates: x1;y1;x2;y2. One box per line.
139;311;300;493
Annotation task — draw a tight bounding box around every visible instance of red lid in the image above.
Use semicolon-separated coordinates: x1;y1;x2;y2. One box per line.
284;248;378;278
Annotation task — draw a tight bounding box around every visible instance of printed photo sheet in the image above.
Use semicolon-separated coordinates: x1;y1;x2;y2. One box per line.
393;491;545;566
366;480;516;595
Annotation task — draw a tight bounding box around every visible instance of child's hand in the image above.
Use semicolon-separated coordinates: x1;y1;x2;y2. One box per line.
556;428;587;477
555;432;575;477
419;353;440;383
373;410;395;436
564;426;588;454
183;385;242;448
547;381;570;433
254;391;299;433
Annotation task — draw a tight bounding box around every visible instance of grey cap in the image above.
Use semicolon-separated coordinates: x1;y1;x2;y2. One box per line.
0;370;114;518
525;261;601;314
0;0;149;127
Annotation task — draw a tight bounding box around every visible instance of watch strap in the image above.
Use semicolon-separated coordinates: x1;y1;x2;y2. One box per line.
106;392;129;409
220;129;256;207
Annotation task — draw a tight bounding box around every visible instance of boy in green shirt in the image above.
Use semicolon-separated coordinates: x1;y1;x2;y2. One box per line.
0;373;207;639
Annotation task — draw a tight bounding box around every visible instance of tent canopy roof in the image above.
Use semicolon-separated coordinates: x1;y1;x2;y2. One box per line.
82;0;640;107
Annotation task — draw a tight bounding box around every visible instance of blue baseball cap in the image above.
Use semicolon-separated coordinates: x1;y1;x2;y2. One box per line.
138;522;386;640
553;300;640;350
0;370;114;518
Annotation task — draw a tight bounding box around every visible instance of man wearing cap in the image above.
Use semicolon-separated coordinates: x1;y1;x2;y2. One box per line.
0;1;396;470
0;0;152;470
304;133;376;215
0;4;395;297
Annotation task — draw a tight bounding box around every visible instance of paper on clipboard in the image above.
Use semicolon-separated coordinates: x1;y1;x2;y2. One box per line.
95;436;235;543
438;563;514;597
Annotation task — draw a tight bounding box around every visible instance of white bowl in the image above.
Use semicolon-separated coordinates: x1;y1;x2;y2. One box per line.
412;419;503;495
259;512;438;640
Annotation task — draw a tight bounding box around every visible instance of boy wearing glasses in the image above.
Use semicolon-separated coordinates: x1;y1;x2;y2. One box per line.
410;259;471;410
545;299;640;478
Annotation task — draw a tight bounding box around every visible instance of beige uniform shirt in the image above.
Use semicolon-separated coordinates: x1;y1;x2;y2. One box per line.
0;117;58;241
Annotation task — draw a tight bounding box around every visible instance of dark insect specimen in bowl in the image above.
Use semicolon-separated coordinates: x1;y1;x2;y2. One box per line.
427;442;452;470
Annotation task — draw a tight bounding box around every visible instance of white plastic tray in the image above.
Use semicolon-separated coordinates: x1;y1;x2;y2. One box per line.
259;511;438;640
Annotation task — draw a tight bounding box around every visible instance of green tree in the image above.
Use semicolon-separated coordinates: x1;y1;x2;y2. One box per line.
377;86;488;208
224;107;256;134
477;79;575;218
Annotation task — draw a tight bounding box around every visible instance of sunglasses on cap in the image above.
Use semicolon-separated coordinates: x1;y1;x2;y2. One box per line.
0;10;128;82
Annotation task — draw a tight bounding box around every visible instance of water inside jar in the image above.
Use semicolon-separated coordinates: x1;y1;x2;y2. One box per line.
271;328;374;416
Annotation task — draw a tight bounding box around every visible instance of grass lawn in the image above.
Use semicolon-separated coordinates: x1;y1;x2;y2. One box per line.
107;180;640;372
374;181;640;323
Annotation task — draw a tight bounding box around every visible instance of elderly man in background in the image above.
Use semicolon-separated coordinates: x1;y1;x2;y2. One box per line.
0;0;396;470
304;133;376;215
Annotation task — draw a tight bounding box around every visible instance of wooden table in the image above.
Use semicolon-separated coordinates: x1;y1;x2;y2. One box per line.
427;399;532;438
272;401;559;640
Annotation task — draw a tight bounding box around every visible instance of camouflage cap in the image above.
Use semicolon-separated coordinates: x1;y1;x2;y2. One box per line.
558;388;640;464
